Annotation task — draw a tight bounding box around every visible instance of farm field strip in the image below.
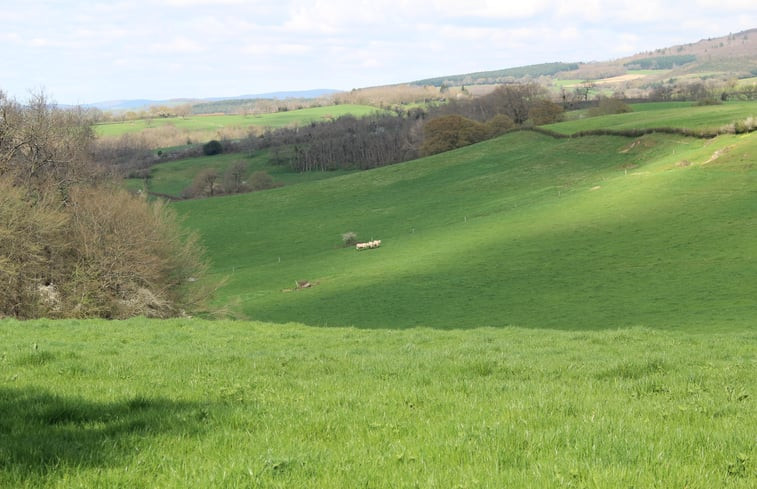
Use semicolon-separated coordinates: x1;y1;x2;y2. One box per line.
95;104;384;138
547;100;757;134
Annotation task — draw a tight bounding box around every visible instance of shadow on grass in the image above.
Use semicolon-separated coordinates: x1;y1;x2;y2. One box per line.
0;387;208;476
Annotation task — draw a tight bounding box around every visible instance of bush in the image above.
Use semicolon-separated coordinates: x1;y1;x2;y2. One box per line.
486;114;515;136
588;97;633;117
0;181;211;319
695;97;722;106
202;139;223;156
528;100;564;125
249;171;277;191
64;187;209;318
421;115;489;156
0;180;69;318
0;91;213;319
341;232;358;247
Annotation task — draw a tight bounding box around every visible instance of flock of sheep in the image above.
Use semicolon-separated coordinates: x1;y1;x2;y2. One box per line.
356;240;381;251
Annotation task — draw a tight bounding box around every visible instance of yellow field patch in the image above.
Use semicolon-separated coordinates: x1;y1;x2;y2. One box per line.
592;73;648;85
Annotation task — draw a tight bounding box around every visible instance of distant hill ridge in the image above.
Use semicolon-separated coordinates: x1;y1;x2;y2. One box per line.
410;28;757;87
81;89;341;112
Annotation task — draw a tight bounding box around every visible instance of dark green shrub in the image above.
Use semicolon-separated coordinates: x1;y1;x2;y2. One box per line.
202;140;223;156
695;97;722;106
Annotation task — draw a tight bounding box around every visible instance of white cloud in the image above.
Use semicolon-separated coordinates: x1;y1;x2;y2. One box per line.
1;0;754;103
149;37;206;54
243;42;313;56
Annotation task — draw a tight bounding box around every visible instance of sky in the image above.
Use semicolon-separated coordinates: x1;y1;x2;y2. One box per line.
1;0;756;105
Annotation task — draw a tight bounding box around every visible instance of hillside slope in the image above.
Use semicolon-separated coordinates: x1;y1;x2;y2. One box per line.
411;28;757;88
176;119;757;331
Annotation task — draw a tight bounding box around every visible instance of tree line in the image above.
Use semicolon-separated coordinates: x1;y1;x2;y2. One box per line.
238;82;563;172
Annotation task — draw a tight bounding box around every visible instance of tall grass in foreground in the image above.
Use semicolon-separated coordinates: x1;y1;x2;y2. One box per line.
1;319;754;487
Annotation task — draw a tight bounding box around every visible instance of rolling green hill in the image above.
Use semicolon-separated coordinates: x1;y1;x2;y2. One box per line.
548;101;757;134
175;103;757;331
3;93;755;489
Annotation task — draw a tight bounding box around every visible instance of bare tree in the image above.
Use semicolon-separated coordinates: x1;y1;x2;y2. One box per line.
223;160;249;194
184;168;221;198
0;90;100;194
0;90;212;319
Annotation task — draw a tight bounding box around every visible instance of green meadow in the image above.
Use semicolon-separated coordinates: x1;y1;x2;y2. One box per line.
177;126;757;331
1;319;754;488
135;151;356;198
95;104;382;138
547;100;757;134
2;101;755;487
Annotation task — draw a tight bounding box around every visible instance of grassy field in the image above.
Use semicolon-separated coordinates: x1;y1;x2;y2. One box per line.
547;100;757;134
95;104;383;138
1;318;753;488
135;151;356;198
175;127;757;331
3;99;755;487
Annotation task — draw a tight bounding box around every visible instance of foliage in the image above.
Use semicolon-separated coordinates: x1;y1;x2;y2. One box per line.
0;181;209;318
414;62;580;87
138;151;355;199
527;99;564;124
341;231;358;247
485;113;515;135
0;319;753;487
183;168;221;198
257;113;423;171
248;170;276;191
624;54;697;70
0;180;69;318
588;96;633;116
421;115;489;155
695;97;723;106
202;139;223;156
222;160;249;194
0;91;211;319
481;82;547;124
63;187;210;317
0;91;100;191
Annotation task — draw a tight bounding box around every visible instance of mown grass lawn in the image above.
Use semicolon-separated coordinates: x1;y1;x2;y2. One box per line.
1;319;754;488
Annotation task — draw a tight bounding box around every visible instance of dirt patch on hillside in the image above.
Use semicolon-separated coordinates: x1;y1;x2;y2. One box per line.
619;138;655;153
703;145;734;165
282;280;321;293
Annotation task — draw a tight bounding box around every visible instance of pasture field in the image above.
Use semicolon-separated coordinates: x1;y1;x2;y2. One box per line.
547;100;757;134
94;104;383;138
1;318;754;488
137;151;356;198
176;128;757;331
